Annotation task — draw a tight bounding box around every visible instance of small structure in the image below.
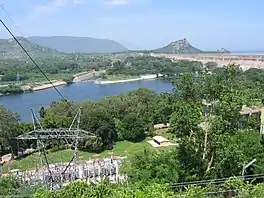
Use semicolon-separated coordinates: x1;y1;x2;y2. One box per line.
239;105;264;134
148;136;173;148
153;123;170;129
239;105;264;116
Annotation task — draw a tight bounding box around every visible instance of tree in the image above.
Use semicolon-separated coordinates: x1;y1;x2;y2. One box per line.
204;61;218;72
169;100;202;137
0;105;20;157
120;113;146;142
122;148;179;183
81;106;117;151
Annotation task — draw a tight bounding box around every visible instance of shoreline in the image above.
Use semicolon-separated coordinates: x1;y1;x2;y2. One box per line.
0;74;162;96
31;80;67;91
94;74;160;85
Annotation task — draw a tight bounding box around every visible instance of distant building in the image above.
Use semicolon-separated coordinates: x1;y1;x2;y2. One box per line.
239;105;264;134
148;136;175;148
153;123;170;129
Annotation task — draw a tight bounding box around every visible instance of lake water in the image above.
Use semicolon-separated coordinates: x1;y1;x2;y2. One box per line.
0;80;173;122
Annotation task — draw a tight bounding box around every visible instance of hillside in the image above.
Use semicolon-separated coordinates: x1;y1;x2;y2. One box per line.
152;38;203;54
27;36;128;54
0;37;60;58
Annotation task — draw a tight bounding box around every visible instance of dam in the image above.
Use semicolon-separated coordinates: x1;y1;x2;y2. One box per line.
150;53;264;70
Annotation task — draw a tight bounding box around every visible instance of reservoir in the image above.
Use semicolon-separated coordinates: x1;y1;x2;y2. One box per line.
0;80;173;122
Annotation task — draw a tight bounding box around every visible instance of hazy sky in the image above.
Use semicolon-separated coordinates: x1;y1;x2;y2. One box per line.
0;0;263;51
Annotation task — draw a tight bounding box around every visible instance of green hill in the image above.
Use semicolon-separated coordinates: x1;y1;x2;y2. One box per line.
152;38;202;54
0;37;60;58
27;36;128;54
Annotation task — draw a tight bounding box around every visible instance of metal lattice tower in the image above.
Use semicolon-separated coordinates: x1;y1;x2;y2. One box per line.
16;108;96;190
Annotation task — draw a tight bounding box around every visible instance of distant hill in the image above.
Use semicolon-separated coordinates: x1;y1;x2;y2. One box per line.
27;36;128;54
204;48;230;54
152;38;203;54
0;37;60;58
217;48;230;54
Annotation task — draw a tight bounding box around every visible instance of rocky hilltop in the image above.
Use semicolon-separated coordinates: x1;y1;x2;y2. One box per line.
217;48;230;54
152;38;203;54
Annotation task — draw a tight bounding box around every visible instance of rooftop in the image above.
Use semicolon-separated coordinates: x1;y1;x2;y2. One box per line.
152;136;169;143
240;106;264;115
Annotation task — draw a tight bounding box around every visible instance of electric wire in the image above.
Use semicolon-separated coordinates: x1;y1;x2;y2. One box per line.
0;14;80;183
2;6;263;194
0;4;25;37
0;18;74;109
170;173;264;188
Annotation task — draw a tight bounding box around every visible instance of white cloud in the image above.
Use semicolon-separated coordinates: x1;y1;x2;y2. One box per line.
28;0;68;20
26;0;85;21
105;0;131;5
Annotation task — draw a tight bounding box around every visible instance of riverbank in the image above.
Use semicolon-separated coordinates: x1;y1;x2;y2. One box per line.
94;74;160;85
73;70;104;82
30;80;67;91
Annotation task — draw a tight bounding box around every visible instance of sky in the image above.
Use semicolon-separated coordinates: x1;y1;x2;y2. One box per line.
0;0;263;51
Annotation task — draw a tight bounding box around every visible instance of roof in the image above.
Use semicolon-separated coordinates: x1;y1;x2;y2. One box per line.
240;106;264;115
152;136;169;143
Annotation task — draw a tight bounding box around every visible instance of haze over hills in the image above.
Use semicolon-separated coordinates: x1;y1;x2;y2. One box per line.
27;36;128;54
0;36;232;58
0;37;60;58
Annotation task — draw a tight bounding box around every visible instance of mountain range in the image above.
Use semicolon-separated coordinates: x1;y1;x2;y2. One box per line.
0;36;230;58
27;36;128;54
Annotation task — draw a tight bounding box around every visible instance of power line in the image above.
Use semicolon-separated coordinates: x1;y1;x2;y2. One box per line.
170;173;264;188
0;4;25;37
0;18;73;107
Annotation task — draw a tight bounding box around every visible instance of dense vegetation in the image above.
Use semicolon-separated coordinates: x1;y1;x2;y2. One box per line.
0;55;110;83
3;56;264;196
106;55;203;76
1;176;264;197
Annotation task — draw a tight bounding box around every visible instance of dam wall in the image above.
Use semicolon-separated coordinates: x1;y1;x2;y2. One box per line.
151;53;264;70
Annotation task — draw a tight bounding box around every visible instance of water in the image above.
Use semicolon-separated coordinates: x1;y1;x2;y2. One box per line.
0;80;173;122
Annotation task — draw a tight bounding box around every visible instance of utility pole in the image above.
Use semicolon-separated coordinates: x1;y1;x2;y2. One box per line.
16;72;20;84
242;159;256;176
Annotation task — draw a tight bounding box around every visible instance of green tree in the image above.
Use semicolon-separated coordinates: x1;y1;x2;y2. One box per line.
0;105;20;157
120;113;146;142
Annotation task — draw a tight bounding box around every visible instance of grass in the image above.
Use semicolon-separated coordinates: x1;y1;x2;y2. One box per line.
3;130;177;173
2;139;153;173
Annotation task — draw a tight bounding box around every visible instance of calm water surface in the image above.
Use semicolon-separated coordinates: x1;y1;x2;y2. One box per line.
0;80;173;122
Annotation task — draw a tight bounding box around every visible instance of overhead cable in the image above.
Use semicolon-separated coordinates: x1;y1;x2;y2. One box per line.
0;18;73;108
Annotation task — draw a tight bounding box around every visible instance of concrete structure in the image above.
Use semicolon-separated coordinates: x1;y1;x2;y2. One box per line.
239;106;264;134
9;156;127;189
148;136;173;148
153;123;170;129
151;53;264;71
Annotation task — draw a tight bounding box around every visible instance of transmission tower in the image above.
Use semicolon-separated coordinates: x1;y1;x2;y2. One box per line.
16;108;96;190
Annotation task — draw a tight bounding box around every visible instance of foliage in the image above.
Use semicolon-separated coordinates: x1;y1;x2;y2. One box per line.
0;105;20;156
0;177;38;197
122;148;179;183
34;181;175;198
3;60;264;196
118;113;146;141
0;84;23;94
107;56;203;77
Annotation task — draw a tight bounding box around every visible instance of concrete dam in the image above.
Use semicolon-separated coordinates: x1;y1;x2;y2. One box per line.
150;53;264;70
